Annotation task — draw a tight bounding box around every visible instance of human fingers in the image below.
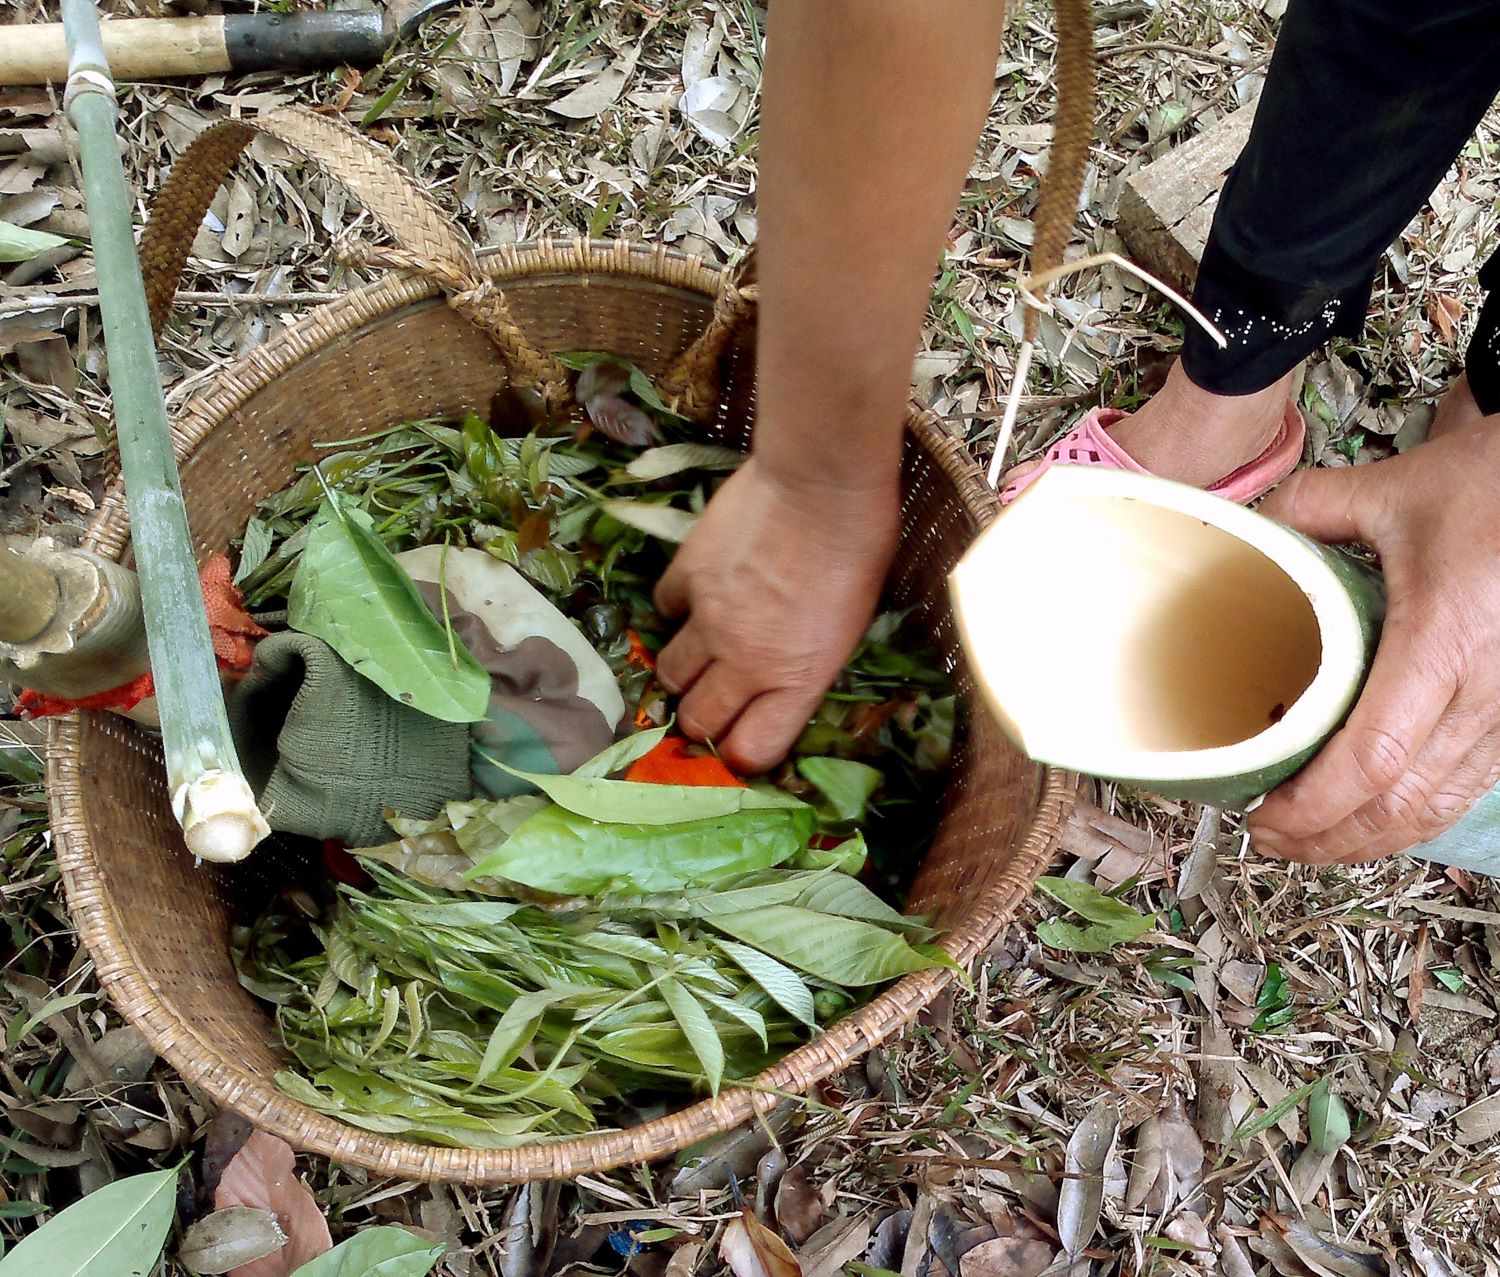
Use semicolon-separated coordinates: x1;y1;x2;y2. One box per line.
655;623;713;695
719;686;826;775
677;661;764;745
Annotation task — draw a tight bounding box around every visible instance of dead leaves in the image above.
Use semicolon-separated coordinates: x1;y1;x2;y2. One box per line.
1428;294;1464;345
212;1129;331;1277
549;46;642;121
1056;1102;1118;1256
771;1164;823;1245
1123;1094;1204;1215
956;1238;1053;1277
718;1208;801;1277
180;1207;289;1275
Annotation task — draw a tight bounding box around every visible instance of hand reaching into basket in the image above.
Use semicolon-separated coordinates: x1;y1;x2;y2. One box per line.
653;459;900;773
653;0;1009;770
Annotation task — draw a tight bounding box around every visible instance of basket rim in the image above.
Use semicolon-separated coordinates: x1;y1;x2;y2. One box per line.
49;237;1074;1184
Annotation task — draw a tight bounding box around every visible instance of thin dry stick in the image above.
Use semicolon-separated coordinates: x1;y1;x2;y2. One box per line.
0;289;347;320
1096;40;1256;68
984;251;1229;488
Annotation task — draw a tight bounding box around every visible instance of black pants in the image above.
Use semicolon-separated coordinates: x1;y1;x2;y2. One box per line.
1180;0;1500;413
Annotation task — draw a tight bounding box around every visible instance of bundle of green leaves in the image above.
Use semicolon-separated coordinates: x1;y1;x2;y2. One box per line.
235;729;953;1146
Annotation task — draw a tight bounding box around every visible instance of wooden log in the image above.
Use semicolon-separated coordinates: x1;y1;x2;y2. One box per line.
1115;100;1259;294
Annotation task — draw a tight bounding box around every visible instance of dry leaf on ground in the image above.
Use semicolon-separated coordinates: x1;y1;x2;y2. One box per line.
772;1164;823;1245
719;1208;802;1277
179;1207;289;1275
213;1130;332;1277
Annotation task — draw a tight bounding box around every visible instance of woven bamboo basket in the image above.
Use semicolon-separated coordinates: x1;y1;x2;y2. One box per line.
45;107;1075;1184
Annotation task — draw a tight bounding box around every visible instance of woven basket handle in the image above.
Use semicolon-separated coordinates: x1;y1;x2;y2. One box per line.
656;245;757;423
138;106;572;411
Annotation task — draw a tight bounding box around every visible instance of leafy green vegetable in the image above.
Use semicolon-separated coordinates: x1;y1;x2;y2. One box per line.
714;940;817;1027
288;494;489;722
464;803;809;894
660;976;725;1093
0;1168;177;1277
598;499;698;543
229;402;958;1149
707;906;944;986
572;725;672;778
797;757;884;824
290;1225;446;1277
554;350;688;419
482;757;810;825
623;443;745;481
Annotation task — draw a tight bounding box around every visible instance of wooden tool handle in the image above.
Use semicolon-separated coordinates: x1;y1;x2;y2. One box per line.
0;13;388;86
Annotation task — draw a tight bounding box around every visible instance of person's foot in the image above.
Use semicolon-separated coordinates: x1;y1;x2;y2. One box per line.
1429;373;1500;442
1004;361;1297;490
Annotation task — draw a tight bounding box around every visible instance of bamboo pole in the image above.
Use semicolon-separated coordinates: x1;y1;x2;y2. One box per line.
61;0;267;862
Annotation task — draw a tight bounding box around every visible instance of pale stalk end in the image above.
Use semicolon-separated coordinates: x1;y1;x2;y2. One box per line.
173;771;270;863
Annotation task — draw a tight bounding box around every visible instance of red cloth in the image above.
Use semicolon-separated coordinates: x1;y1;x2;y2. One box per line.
625;735;747;788
17;553;267;719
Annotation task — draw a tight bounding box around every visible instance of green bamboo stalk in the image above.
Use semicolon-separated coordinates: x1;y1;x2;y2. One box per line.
61;0;267;862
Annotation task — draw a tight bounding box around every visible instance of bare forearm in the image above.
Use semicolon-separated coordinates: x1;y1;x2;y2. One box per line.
753;0;1008;494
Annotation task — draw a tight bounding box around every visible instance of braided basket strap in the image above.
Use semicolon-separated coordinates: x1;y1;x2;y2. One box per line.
655;245;758;423
1022;0;1095;344
137;105;570;405
140;120;256;339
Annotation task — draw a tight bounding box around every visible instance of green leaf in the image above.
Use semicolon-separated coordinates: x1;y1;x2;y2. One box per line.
475;989;574;1083
465;804;807;895
572;725;672;778
627;365;685;418
288;495;490;723
6;991;93;1047
1035;919;1142;954
948;301;978;354
360;64;418;126
234;517;275;585
623;444;745;482
659;976;725;1092
796;757;884;824
698;989;768;1047
0;219;67;264
598;499;698;543
714;940;817;1027
792;869;930;932
1033;878;1154;952
482;760;810;825
708;906;943;986
290;1225;446;1277
1255;962;1288;1010
1232;1078;1320;1143
1307;1077;1351;1156
0;1168;178;1277
1035;877;1152;929
1434;967;1466;994
788;838;868;875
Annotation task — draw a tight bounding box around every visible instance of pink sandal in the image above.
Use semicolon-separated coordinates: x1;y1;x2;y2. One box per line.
999;401;1307;506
